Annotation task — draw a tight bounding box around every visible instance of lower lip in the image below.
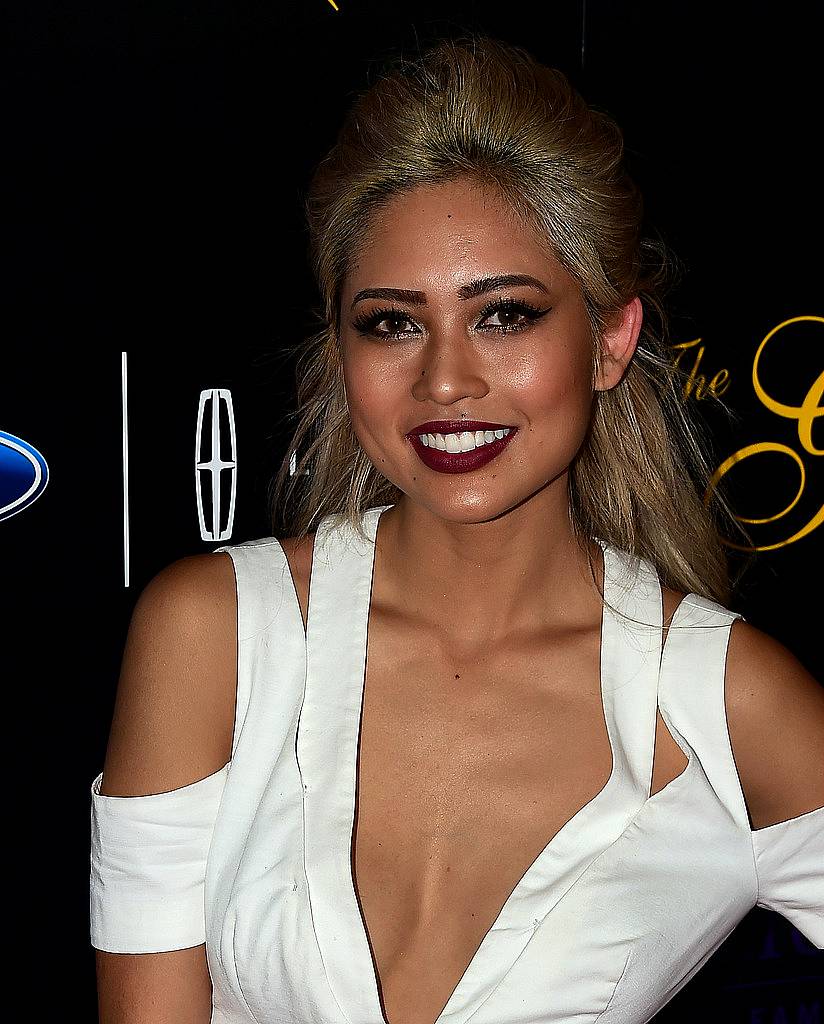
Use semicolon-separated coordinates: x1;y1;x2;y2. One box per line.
407;430;517;474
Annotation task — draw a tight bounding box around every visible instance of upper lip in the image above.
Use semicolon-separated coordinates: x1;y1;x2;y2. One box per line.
407;420;516;436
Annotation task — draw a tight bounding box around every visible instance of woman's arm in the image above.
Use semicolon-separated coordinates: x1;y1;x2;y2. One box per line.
94;552;238;1023
96;945;212;1024
725;618;824;829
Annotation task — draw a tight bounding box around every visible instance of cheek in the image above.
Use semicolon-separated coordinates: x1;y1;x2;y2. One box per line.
508;341;593;420
343;357;403;436
505;344;595;471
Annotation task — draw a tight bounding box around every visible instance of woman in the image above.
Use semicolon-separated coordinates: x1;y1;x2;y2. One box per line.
91;35;824;1024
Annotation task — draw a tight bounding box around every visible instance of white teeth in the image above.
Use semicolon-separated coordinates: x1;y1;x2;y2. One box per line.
418;428;512;452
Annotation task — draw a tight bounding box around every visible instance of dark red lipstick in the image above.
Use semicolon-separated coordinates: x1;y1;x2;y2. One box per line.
406;422;517;475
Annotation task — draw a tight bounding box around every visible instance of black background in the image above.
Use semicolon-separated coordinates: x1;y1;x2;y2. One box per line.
5;1;822;1018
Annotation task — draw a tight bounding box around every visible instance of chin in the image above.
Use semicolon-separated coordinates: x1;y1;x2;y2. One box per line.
393;489;518;526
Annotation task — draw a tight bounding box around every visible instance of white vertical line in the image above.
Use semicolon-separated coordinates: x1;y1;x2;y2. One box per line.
121;351;130;588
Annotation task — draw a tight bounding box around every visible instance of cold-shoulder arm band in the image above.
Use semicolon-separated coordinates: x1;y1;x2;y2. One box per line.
89;762;230;954
752;803;824;949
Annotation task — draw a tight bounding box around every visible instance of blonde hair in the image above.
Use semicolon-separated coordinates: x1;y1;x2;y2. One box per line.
268;34;749;605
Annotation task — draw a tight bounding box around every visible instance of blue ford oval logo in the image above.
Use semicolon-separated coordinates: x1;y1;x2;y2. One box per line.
0;430;49;522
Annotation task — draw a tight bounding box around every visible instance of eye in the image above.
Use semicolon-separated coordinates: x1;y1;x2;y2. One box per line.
349;297;551;341
351;307;421;339
476;298;551;334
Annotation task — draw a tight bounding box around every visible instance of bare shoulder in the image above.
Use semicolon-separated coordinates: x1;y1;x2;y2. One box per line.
724;617;824;829
99;551;238;797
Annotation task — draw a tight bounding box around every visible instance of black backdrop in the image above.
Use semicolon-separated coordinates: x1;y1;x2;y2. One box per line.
5;1;822;1019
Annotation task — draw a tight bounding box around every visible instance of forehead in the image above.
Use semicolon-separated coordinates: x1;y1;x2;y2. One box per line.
343;179;563;293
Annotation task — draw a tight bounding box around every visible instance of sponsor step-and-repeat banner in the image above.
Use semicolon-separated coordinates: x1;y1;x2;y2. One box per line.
5;1;821;1019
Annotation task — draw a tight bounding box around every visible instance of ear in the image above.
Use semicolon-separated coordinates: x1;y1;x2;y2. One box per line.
594;297;643;392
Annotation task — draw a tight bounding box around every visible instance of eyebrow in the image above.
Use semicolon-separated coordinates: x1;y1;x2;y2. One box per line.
350;274;550;309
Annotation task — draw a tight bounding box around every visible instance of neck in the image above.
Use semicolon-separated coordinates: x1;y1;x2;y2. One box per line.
374;486;604;649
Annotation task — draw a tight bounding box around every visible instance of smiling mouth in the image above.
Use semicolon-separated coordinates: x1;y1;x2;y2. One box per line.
407;427;517;474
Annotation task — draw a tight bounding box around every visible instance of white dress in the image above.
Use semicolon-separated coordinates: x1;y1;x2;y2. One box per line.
89;504;824;1024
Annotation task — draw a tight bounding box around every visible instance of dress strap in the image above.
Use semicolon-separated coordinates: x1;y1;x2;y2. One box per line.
297;506;387;1021
657;594;748;828
598;544;664;798
213;536;306;761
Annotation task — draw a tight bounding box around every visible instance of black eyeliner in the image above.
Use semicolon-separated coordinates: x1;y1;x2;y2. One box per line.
475;297;549;323
351;297;551;339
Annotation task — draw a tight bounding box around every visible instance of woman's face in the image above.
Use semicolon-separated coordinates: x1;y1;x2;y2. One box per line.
339;177;641;523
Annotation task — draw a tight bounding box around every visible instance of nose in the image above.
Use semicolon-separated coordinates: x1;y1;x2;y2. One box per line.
410;331;489;407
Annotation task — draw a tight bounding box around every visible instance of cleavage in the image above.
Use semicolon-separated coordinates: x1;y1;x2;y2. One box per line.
350;614;612;1024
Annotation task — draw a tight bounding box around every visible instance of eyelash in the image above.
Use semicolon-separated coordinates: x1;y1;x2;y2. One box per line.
350;298;551;340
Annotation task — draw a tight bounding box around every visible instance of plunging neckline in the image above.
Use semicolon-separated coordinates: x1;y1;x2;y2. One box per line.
295;505;665;1024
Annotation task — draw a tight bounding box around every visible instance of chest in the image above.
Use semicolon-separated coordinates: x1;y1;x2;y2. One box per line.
352;610;691;1024
351;612;605;1024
